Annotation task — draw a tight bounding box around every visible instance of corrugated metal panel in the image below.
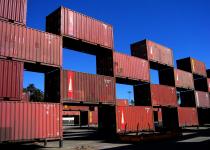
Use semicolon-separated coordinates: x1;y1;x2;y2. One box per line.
113;52;150;82
46;6;113;50
61;70;116;104
0;59;23;100
89;107;98;125
178;107;199;127
174;69;194;89
0;0;27;25
195;91;210;108
63;111;80;116
0;20;62;67
131;39;174;67
0;101;62;142
177;57;207;77
208;79;210;92
151;84;177;107
116;106;154;133
116;99;129;106
63;105;89;111
191;58;207;77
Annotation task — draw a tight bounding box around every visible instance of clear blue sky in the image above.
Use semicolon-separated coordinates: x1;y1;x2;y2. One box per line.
24;0;210;101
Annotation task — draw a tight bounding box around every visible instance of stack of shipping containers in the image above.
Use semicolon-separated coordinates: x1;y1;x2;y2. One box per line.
176;58;210;125
45;6;116;129
131;40;179;131
1;0;210;145
0;0;63;146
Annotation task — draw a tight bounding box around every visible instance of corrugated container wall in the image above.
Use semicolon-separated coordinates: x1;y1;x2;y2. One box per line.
178;107;199;127
134;84;177;107
0;0;27;25
195;91;210;108
0;59;23;100
159;68;194;89
61;70;116;104
0;21;62;67
177;57;207;77
116;106;154;133
151;84;177;107
113;52;150;82
208;79;210;92
174;69;194;89
46;7;113;50
131;39;174;67
116;99;129;106
0;101;62;142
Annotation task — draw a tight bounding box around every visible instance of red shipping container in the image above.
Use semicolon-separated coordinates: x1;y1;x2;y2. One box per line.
0;0;27;25
174;69;194;89
61;70;116;104
116;99;129;106
131;39;174;67
177;57;207;77
0;59;23;100
46;6;113;50
116;106;154;133
151;84;177;107
208;79;210;92
0;101;62;142
89;107;98;126
113;52;150;82
63;111;80;116
178;107;199;127
195;91;210;108
0;20;62;67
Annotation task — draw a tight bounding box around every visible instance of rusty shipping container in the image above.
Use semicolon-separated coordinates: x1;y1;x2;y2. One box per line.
99;105;154;133
0;0;27;25
131;39;174;67
134;84;177;107
116;106;154;133
0;101;62;143
63;111;80;116
46;6;113;50
116;99;129;106
61;70;116;104
178;107;198;127
159;68;194;89
151;84;177;107
195;91;210;108
177;57;207;77
0;59;23;100
0;20;62;67
89;107;98;126
208;79;210;92
113;52;150;82
174;69;194;89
